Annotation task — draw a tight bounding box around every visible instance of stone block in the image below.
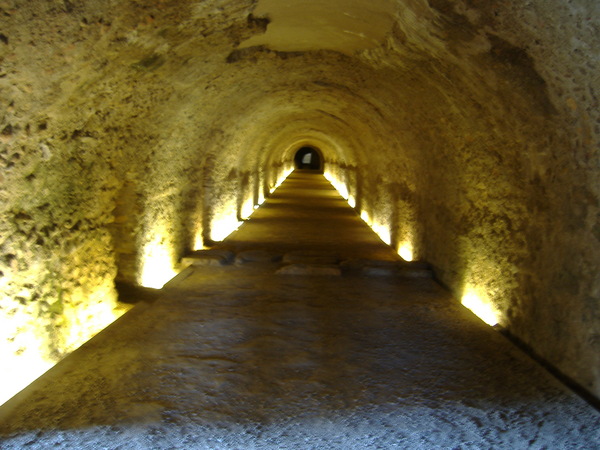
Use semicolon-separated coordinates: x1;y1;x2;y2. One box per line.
276;264;342;276
235;249;282;264
181;249;234;267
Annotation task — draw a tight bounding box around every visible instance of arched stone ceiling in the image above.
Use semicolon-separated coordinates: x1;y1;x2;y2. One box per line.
240;0;398;53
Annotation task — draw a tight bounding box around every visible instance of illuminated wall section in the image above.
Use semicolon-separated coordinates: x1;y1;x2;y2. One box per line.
200;161;294;246
461;287;501;327
324;168;351;203
137;194;181;289
210;202;243;242
192;221;205;252
255;169;266;208
209;169;294;242
271;165;294;193
138;230;179;289
0;298;54;406
0;230;128;406
240;194;256;221
456;238;516;328
370;184;395;247
325;168;394;247
395;198;419;262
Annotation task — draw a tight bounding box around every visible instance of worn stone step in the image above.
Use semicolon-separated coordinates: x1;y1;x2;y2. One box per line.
181;249;235;267
276;263;342;276
235;249;282;265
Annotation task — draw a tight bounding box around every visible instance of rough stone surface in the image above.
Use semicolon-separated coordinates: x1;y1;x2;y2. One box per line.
0;263;598;448
181;250;235;267
235;249;282;264
0;0;599;404
276;263;342;277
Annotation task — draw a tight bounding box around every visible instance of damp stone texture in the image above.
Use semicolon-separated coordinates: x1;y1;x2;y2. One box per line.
0;0;599;404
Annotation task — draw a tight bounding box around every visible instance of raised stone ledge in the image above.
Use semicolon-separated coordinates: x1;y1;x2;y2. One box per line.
235;249;282;265
276;263;342;276
181;250;235;267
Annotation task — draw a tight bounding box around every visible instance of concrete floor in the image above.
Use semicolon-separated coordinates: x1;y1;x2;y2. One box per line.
0;172;598;449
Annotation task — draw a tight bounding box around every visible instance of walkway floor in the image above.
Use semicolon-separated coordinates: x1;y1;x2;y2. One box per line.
0;172;598;448
217;171;399;261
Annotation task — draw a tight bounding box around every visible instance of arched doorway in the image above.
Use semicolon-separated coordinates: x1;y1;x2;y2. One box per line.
294;146;323;172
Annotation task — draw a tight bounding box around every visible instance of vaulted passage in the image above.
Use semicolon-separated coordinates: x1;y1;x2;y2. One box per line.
1;0;599;441
216;171;399;260
294;147;322;172
1;173;598;446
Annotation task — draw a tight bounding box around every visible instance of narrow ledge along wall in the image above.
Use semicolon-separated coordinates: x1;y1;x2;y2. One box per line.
0;0;598;405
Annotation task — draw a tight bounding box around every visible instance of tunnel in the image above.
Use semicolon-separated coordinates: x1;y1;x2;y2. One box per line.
0;0;599;443
294;146;323;172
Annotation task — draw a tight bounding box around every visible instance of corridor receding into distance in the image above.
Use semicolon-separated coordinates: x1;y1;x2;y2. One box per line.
1;0;599;447
1;171;598;448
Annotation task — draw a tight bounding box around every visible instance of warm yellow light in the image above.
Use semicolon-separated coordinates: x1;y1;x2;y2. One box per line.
398;242;414;261
0;284;128;406
271;168;293;193
193;223;205;251
0;357;53;406
61;287;125;353
240;196;255;220
139;237;178;288
336;183;349;200
257;190;265;206
347;195;356;208
372;223;391;245
0;312;54;406
210;215;242;242
360;210;372;225
193;233;204;251
323;171;350;200
461;290;500;326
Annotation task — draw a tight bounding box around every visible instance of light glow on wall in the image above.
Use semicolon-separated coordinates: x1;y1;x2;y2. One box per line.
139;235;178;288
193;232;205;251
372;222;392;245
461;288;501;326
325;171;402;252
347;194;356;208
240;196;255;220
336;183;349;200
270;168;293;193
61;286;124;353
360;210;372;225
0;312;54;406
257;190;266;206
210;213;242;242
398;242;414;261
323;170;350;201
193;222;206;251
0;280;127;406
